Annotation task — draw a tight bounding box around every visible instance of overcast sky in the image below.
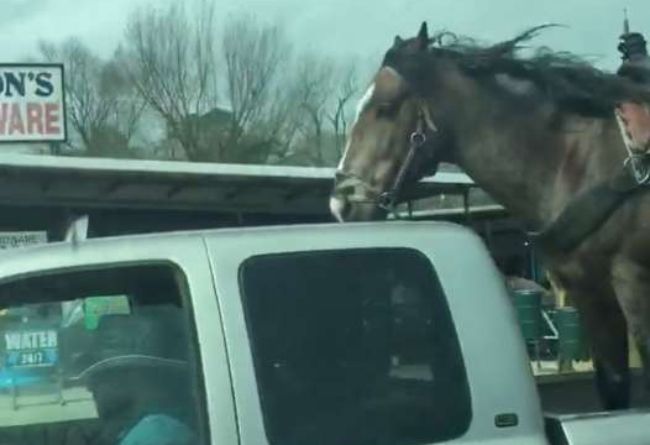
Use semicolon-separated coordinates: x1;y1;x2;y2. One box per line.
3;0;650;74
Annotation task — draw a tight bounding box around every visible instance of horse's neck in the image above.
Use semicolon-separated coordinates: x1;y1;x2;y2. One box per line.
450;102;623;228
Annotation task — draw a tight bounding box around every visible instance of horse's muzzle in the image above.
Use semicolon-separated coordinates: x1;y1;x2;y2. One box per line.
331;171;389;221
329;193;387;222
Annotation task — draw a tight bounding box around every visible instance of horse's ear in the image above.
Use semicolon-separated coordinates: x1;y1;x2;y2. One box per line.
394;35;404;47
417;21;429;50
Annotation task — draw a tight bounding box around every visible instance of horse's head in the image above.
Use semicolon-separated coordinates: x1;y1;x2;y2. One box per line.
330;22;448;222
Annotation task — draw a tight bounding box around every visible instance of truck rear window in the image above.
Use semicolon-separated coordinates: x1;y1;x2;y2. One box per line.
0;264;205;445
240;248;472;445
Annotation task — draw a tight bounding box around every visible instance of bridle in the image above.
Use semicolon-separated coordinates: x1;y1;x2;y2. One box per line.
335;101;439;214
378;105;438;211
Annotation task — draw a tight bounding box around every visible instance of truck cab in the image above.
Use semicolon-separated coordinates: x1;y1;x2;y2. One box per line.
0;221;643;445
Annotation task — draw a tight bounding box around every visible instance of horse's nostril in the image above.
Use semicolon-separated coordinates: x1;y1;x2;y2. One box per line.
329;196;349;222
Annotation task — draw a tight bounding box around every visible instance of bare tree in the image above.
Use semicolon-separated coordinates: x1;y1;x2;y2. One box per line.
101;59;147;145
122;0;219;161
328;63;358;157
220;14;290;161
292;53;335;165
39;39;145;158
275;56;359;166
264;86;306;161
40;39;112;153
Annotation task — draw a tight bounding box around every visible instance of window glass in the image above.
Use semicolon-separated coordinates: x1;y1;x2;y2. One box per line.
0;264;204;445
240;248;471;445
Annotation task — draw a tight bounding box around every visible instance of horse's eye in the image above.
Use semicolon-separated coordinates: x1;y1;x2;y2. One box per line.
376;102;398;119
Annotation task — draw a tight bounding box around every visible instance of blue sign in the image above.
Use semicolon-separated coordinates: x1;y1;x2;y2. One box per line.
4;329;58;368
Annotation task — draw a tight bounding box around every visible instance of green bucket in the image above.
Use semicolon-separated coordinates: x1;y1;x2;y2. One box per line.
555;307;582;362
512;289;542;342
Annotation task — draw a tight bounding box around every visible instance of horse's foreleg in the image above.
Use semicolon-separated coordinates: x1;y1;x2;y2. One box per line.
612;256;650;401
564;281;630;410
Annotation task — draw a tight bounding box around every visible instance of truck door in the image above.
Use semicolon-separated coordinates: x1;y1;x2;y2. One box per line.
0;235;235;445
206;224;475;445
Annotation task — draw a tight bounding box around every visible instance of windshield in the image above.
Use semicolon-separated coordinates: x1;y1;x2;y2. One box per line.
2;0;643;161
2;0;650;442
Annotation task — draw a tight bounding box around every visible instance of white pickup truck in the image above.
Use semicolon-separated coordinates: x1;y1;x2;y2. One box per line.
0;221;647;445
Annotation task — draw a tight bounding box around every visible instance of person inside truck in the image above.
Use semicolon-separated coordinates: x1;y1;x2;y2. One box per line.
73;306;196;445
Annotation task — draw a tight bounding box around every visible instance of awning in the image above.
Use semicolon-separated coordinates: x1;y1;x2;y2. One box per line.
0;154;477;216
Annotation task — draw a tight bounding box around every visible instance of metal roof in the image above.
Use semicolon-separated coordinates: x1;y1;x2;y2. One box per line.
0;154;476;216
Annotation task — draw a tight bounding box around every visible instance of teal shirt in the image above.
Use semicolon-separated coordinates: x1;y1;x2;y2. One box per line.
119;414;195;445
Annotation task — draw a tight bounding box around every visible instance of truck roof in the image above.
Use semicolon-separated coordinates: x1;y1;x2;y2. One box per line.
0;220;477;267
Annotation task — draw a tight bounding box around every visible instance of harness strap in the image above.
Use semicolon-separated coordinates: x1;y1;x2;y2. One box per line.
615;102;650;183
530;161;647;253
532;102;650;253
616;102;650;153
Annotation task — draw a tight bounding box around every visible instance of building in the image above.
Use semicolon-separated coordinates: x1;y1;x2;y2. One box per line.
0;153;534;278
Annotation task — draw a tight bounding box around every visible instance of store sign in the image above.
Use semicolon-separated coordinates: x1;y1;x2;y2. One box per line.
0;64;66;142
0;231;47;250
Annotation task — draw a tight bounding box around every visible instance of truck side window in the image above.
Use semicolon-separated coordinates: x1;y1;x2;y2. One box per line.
0;264;205;445
240;248;472;445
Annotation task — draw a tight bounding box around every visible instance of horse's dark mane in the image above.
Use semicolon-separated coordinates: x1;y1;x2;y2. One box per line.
384;25;650;116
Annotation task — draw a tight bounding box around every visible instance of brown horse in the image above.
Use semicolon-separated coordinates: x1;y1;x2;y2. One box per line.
331;22;650;411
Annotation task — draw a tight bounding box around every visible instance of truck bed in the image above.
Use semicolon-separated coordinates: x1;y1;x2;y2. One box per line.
538;371;649;414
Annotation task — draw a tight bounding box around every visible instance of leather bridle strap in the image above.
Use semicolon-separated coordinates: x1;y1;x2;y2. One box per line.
378;107;437;211
335;102;438;211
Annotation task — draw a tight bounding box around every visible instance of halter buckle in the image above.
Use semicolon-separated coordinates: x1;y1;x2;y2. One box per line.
378;191;396;211
410;131;426;146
